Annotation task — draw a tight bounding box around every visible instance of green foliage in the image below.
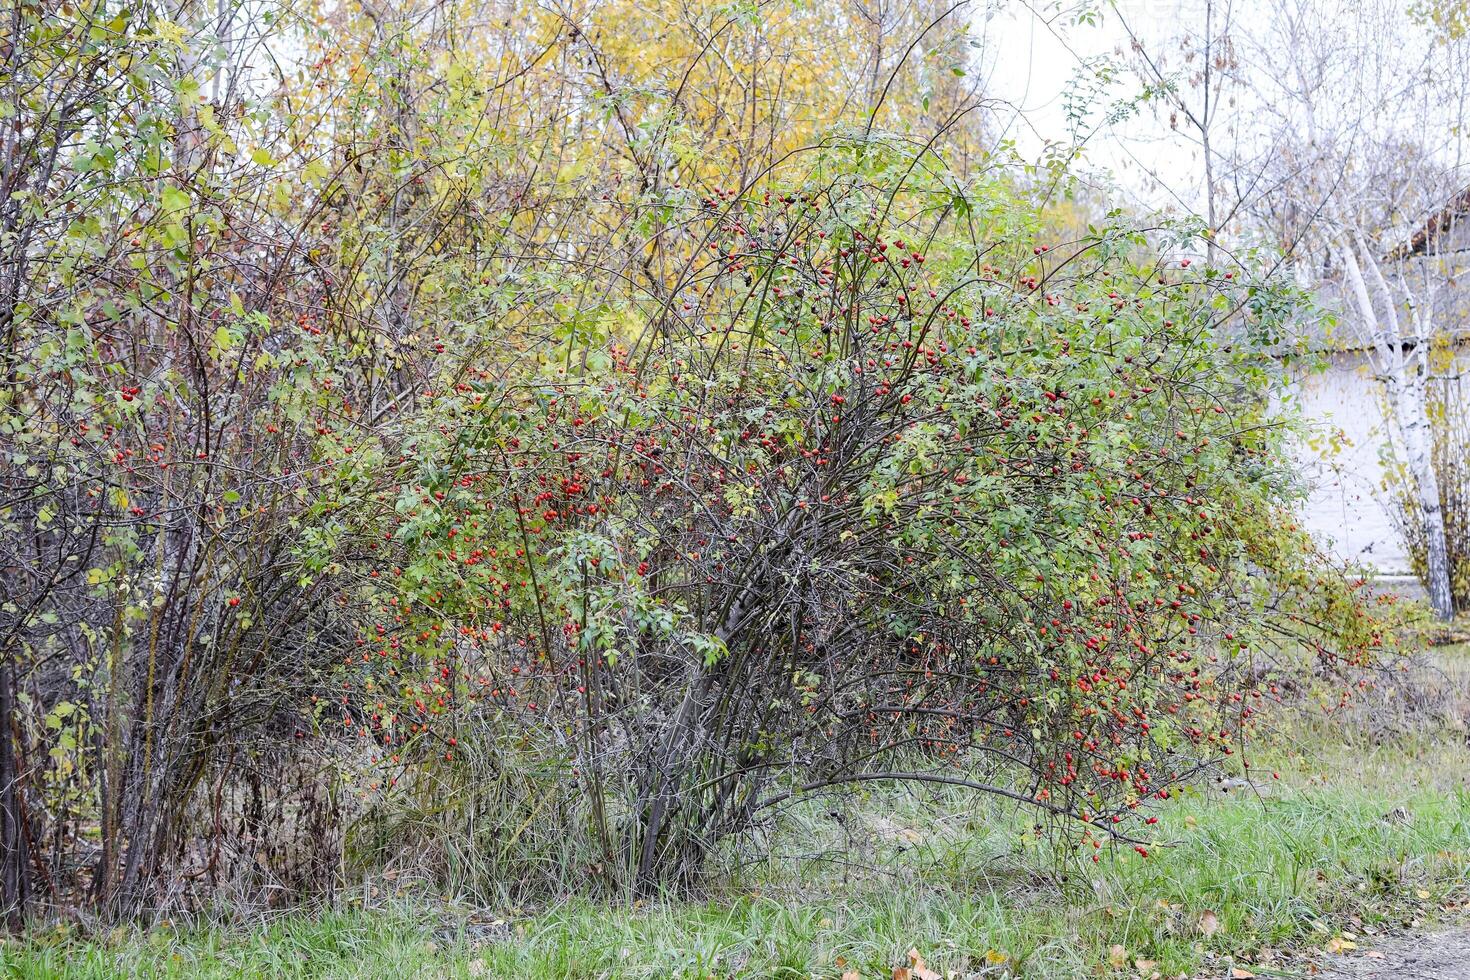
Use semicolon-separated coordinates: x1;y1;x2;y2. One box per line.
0;0;1388;927
333;140;1384;895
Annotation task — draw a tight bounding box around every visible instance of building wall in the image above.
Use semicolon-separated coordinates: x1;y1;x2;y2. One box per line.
1289;355;1410;573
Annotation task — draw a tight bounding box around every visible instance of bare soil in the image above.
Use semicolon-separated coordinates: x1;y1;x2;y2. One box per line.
1317;928;1470;979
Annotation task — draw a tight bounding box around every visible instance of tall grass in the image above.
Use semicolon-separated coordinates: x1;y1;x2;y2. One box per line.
6;723;1467;978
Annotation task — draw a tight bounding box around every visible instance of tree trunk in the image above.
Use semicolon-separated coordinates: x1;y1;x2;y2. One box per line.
0;656;30;931
1395;371;1455;619
1336;237;1454;619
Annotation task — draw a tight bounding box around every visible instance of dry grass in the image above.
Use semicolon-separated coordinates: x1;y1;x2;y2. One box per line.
5;648;1467;979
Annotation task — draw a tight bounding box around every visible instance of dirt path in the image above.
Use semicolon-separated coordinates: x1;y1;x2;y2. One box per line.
1316;928;1470;979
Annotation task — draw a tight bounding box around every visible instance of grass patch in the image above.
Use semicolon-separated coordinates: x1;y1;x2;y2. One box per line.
5;696;1468;978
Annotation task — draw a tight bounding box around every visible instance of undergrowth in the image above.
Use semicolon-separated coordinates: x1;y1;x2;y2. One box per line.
5;648;1467;978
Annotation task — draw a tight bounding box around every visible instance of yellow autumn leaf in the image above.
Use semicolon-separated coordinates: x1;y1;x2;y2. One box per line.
150;17;187;45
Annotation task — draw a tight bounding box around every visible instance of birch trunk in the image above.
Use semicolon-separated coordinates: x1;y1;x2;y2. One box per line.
1337;238;1454;619
1391;357;1455;618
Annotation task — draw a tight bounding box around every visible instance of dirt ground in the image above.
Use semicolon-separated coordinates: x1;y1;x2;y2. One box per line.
1316;928;1470;979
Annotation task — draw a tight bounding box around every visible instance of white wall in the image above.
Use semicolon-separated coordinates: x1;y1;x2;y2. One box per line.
1288;355;1411;573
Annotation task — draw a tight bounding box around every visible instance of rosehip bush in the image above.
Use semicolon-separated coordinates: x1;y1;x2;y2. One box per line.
1;272;388;917
0;0;1385;928
343;148;1382;892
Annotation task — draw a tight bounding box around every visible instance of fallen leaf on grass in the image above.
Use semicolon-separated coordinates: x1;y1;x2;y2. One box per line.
1198;910;1221;938
984;949;1009;965
467;960;487;978
1134;960;1157;972
1108;944;1128;969
1230;968;1256;979
1325;935;1358;954
842;972;860;980
900;948;941;980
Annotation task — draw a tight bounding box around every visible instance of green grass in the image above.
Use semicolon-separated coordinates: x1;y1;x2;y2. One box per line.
5;658;1469;979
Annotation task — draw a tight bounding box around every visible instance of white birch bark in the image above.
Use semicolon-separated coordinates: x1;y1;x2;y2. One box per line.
1338;237;1453;618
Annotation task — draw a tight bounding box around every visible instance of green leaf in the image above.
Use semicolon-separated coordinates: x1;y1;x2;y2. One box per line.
160;185;190;212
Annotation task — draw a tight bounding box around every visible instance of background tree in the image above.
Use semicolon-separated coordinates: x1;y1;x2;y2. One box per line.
1233;0;1470;619
1112;0;1244;266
